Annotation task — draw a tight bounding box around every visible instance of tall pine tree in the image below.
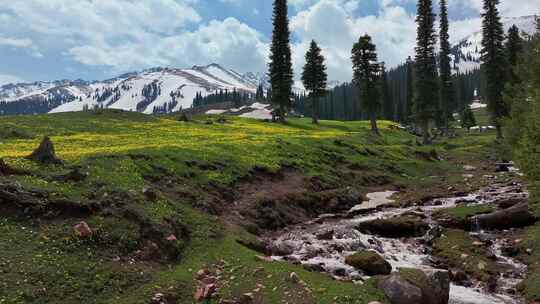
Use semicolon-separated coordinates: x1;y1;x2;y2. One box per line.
352;35;381;135
414;0;439;144
406;56;415;124
255;83;266;102
481;0;507;140
268;0;294;123
439;0;454;132
380;63;394;121
301;40;328;124
505;25;523;86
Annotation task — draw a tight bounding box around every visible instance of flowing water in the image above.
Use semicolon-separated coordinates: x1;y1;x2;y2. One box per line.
268;182;528;304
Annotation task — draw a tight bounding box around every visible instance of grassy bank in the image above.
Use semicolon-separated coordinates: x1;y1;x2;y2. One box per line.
0;110;500;304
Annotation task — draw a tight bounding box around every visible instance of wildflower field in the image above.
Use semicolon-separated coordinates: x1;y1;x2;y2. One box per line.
0;110;500;304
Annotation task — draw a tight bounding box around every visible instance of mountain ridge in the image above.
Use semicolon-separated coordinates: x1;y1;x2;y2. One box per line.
0;63;268;116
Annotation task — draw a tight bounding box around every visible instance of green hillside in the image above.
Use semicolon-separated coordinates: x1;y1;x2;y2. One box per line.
0;110;504;303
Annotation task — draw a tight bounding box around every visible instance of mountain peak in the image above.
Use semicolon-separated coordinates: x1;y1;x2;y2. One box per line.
0;64;264;116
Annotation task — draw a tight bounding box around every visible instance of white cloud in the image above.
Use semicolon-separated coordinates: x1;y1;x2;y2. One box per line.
291;0;416;82
0;36;33;48
451;0;540;17
66;17;269;74
0;74;24;86
0;0;268;74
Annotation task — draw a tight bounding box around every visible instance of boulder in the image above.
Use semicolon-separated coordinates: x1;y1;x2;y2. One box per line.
380;269;450;304
239;293;254;304
423;269;450;304
378;274;423;304
345;251;392;275
236;237;269;254
424;225;443;244
269;240;296;256
449;269;469;284
463;165;477;171
73;221;93;237
288;272;300;284
193;283;216;301
303;263;325;272
472;203;537;230
495;163;512;172
316;229;334;240
355;216;430;238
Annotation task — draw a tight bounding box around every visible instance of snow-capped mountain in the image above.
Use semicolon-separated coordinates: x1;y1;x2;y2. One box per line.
0;64;266;116
451;15;537;74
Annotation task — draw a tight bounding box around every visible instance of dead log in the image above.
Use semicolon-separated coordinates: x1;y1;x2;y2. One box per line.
472;203;538;230
26;136;62;164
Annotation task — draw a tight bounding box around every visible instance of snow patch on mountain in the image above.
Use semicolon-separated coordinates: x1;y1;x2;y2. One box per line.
452;15;537;74
0;64;266;115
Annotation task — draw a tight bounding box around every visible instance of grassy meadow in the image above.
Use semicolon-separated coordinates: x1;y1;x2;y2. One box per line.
0;110;506;304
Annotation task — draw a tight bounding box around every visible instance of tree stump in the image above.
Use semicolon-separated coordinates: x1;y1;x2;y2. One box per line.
26;136;62;164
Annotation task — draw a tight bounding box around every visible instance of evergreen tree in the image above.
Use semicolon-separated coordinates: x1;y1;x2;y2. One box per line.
352;35;381;135
255;84;265;102
406;57;415;123
439;0;454;132
481;0;507;140
268;0;294;122
503;18;540;154
461;107;477;131
505;25;523;86
301;40;328;124
380;63;394;121
414;0;439;144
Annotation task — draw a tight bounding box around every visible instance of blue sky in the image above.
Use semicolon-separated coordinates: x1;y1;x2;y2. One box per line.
0;0;538;85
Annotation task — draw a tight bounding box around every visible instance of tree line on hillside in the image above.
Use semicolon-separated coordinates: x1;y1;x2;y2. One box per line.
192;88;258;108
292;59;483;125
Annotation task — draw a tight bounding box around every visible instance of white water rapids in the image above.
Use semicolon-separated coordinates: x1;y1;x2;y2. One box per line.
269;183;528;304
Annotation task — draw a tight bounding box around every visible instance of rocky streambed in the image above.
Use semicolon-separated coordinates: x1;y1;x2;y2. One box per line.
266;178;532;304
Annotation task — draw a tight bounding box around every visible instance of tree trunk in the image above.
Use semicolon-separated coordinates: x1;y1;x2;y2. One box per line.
422;120;431;145
312;96;319;124
495;123;504;141
370;111;380;136
279;104;286;123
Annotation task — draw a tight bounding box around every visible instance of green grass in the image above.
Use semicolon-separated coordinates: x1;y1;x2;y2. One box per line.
516;182;540;301
432;229;505;282
0;110;502;303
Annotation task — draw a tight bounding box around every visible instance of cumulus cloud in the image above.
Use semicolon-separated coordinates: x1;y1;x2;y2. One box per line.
0;0;268;74
0;74;24;86
451;0;540;17
0;36;33;48
291;0;416;82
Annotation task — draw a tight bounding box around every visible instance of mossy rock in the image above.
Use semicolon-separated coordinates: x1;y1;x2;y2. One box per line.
345;250;392;275
398;268;429;290
432;229;503;282
355;215;429;238
396;268;450;304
